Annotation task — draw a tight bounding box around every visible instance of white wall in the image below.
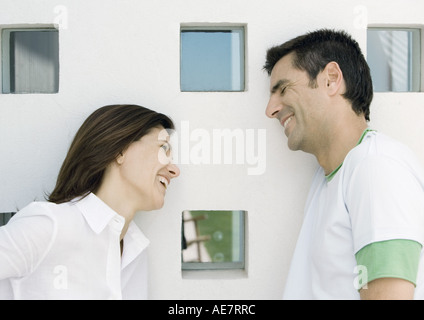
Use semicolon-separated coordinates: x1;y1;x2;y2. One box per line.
0;0;423;299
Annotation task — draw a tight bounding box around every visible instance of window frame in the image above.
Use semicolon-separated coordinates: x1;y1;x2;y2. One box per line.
180;25;246;92
181;210;246;271
0;212;15;227
1;26;59;94
367;25;422;92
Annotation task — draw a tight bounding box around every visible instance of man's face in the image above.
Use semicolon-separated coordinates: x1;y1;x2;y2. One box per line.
265;53;329;153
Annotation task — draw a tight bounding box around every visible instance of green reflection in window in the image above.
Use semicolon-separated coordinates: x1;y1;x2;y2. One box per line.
182;210;245;270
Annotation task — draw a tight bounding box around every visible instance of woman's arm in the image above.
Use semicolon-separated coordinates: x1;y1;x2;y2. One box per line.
0;203;56;279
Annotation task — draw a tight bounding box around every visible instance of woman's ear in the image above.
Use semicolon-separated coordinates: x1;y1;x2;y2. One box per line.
324;61;344;96
116;152;124;165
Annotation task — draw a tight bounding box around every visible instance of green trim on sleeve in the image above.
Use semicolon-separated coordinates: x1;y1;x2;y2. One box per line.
355;239;422;290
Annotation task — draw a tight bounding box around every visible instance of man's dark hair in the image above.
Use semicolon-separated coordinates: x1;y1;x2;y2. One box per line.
264;29;373;121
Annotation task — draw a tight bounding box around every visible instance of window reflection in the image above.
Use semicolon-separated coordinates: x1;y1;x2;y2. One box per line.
180;26;245;92
367;28;421;92
0;212;15;227
2;28;59;94
181;210;245;270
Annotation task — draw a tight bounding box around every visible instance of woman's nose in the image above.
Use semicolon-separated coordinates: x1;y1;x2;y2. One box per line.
167;163;180;178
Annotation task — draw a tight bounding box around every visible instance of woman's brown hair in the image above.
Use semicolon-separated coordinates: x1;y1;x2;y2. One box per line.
48;104;175;204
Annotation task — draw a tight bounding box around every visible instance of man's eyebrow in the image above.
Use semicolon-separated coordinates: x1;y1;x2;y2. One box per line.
270;79;290;94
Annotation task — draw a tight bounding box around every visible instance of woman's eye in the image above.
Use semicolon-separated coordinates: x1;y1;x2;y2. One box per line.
161;143;171;155
158;143;172;165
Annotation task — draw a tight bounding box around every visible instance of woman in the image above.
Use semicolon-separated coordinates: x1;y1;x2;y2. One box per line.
0;104;180;299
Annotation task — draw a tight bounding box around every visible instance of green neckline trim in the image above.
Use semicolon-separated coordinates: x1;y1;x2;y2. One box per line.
325;128;375;182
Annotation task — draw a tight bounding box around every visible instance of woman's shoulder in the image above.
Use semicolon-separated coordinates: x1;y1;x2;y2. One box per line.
11;199;90;231
7;201;60;230
14;200;58;217
1;201;61;277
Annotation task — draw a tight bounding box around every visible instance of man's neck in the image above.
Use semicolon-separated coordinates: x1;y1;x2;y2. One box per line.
315;120;368;176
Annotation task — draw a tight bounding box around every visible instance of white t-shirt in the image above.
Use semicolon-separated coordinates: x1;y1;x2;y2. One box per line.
283;131;424;299
0;193;150;300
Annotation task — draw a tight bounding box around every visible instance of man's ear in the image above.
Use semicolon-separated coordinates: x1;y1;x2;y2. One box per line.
324;61;344;96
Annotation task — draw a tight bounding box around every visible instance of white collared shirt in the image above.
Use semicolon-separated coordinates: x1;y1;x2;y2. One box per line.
0;193;150;300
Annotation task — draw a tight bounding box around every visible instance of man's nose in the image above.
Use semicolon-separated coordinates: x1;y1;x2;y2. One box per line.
265;94;282;118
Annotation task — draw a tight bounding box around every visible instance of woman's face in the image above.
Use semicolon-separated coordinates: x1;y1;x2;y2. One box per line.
118;126;180;211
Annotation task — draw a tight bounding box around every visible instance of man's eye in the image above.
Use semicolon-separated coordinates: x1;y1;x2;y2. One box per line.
280;86;287;95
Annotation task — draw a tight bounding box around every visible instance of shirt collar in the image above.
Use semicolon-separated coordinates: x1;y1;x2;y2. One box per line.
122;221;150;269
72;192;150;267
73;192;123;234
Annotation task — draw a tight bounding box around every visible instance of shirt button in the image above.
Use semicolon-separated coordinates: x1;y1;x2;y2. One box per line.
109;216;124;232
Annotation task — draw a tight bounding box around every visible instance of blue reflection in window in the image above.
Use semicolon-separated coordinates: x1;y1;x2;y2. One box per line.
180;27;245;92
367;28;421;92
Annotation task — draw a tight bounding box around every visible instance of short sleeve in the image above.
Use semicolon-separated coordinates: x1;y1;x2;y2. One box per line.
355;239;422;290
0;202;57;279
345;155;424;253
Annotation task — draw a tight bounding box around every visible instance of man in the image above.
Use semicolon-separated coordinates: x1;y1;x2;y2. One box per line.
264;29;424;299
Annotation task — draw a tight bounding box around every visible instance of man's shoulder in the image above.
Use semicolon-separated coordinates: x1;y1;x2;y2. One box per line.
346;131;418;167
343;131;424;184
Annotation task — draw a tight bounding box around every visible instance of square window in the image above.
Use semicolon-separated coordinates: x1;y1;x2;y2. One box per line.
2;28;59;94
181;210;245;270
0;212;15;227
180;26;245;92
367;27;421;92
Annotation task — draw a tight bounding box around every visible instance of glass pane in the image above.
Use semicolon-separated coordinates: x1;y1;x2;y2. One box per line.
2;29;59;94
0;212;15;227
181;210;245;270
367;28;421;92
180;27;245;92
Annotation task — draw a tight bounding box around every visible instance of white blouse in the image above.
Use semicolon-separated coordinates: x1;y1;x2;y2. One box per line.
0;193;150;299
